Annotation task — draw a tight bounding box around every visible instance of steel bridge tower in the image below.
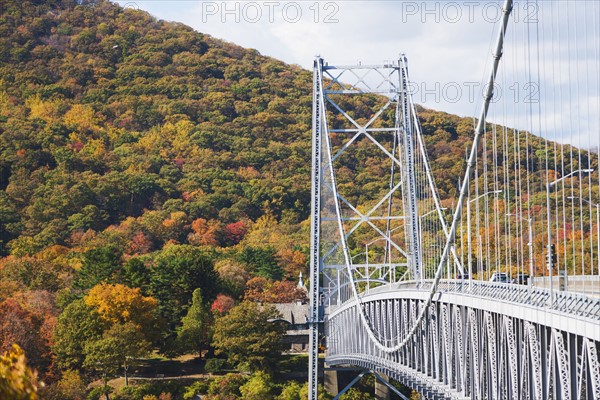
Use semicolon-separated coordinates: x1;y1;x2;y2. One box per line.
308;56;453;399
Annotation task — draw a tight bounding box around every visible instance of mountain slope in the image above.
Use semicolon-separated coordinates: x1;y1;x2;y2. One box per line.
0;0;318;254
0;0;565;258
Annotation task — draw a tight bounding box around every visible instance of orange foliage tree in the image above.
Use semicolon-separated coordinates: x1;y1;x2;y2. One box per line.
244;277;307;303
188;218;222;246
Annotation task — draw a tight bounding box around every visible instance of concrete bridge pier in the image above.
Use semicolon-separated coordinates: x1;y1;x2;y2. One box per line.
374;373;391;400
324;368;393;399
324;368;339;396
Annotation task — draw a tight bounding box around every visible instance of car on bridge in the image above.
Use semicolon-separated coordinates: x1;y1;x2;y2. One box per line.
515;273;529;285
489;272;510;283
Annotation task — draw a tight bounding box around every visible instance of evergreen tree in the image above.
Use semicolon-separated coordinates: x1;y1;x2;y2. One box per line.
177;288;211;357
211;301;285;372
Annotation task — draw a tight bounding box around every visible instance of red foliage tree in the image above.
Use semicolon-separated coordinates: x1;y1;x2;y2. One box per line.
223;221;248;246
126;231;153;255
210;294;235;315
0;297;54;378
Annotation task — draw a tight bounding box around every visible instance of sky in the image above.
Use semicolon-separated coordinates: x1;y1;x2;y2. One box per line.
114;0;600;149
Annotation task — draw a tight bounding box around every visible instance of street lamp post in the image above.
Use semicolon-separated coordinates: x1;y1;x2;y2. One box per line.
365;226;404;286
567;196;600;277
546;168;594;305
350;252;365;292
507;213;533;301
365;237;386;289
467;190;502;286
420;208;448;279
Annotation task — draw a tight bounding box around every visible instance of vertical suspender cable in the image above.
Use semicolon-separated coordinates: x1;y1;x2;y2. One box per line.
379;0;516;350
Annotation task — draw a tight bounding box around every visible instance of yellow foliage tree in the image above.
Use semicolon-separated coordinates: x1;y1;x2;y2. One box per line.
242;215;283;248
25;94;62;123
84;283;158;331
63;104;98;132
0;344;40;400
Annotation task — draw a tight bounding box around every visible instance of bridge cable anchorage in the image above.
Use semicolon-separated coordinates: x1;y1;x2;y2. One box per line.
323;0;514;354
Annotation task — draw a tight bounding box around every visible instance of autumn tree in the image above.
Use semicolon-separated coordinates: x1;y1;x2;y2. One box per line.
126;231;153;255
276;247;307;279
10;290;59;378
0;344;40;400
210;294;235;315
214;258;249;296
188;218;222;246
55;284;159;387
266;280;307;303
244;276;271;301
0;298;51;376
84;283;159;336
223;221;248;246
40;369;87;400
244;277;307;303
55;370;86;400
211;301;285;372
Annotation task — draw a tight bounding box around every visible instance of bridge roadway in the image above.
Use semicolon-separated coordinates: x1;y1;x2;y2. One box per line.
326;280;600;399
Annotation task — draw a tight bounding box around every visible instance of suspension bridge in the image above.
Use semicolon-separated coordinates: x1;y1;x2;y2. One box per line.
307;1;600;399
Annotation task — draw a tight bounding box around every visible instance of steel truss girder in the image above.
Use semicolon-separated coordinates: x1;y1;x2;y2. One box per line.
327;291;600;400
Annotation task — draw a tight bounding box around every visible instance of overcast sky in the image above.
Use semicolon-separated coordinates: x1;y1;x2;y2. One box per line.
114;0;599;149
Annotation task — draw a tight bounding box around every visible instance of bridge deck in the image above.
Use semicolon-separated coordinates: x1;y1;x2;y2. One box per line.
326;279;600;399
329;279;600;340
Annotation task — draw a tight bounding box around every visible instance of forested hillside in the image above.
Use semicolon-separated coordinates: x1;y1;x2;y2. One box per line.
1;0;586;398
0;0;534;261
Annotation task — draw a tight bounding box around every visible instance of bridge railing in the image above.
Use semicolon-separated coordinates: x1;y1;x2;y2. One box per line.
355;279;600;320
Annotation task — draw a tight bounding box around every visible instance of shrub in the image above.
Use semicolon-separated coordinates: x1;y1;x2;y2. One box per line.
204;358;227;374
87;386;113;400
207;374;248;398
183;380;209;399
112;381;186;400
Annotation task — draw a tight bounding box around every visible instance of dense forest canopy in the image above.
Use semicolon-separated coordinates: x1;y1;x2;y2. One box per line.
0;0;597;398
0;0;576;260
0;0;549;260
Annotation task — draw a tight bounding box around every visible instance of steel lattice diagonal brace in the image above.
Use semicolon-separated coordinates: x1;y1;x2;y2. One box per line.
331;371;366;400
372;372;410;400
